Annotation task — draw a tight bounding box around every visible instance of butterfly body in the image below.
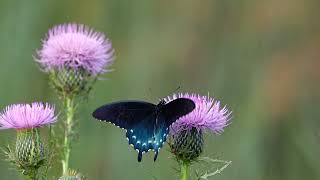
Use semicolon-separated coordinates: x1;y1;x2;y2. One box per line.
92;98;195;162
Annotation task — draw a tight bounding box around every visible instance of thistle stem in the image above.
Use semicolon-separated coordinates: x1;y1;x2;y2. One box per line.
180;161;189;180
62;96;75;175
44;125;53;176
28;169;37;180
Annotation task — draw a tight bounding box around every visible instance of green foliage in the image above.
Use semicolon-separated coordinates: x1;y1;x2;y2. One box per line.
195;157;232;180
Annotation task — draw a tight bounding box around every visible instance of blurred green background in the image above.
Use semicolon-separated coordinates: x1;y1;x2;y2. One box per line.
0;0;320;179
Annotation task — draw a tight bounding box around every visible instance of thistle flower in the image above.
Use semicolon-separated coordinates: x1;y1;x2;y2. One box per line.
0;103;57;130
165;93;231;163
0;103;57;179
37;23;114;76
36;23;114;96
166;93;231;134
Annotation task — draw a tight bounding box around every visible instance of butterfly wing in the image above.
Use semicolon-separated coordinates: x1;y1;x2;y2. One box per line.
162;98;196;126
149;116;169;161
125;113;157;162
92;101;158;162
92;101;156;129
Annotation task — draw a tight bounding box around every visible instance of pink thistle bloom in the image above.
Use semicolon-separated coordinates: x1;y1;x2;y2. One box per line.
0;103;57;130
37;23;114;76
165;93;232;135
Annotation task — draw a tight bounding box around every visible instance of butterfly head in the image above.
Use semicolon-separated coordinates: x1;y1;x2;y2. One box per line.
157;99;166;108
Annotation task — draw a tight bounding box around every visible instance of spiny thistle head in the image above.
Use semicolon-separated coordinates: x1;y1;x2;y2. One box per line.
59;169;84;180
49;65;91;96
170;128;204;163
165;93;231;163
15;128;45;170
36;23;115;96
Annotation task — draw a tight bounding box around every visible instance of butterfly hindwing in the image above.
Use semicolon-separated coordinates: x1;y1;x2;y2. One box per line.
125;113;169;162
125;112;156;162
151;116;170;161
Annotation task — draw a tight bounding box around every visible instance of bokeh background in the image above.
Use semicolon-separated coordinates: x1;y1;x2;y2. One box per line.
0;0;319;179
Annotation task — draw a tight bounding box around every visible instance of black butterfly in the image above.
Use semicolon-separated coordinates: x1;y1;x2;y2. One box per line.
92;98;195;162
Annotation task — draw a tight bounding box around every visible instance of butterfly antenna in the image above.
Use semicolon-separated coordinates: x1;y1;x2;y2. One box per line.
145;88;154;102
160;86;181;102
173;86;181;93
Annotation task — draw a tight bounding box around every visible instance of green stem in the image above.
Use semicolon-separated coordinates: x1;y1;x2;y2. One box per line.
27;168;37;180
180;161;189;180
44;125;52;176
61;96;75;175
22;167;37;180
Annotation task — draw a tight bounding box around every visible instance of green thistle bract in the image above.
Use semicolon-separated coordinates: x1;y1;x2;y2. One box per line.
5;128;47;179
171;128;204;163
16;129;45;164
49;66;92;96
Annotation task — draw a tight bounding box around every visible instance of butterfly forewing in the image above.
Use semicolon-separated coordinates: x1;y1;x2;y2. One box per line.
93;101;160;162
92;101;156;129
162;98;196;126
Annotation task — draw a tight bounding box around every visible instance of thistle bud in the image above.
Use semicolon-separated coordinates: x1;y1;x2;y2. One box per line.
15;128;45;165
171;128;204;163
50;66;91;96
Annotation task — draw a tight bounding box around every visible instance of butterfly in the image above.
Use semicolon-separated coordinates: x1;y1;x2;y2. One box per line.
92;98;195;162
